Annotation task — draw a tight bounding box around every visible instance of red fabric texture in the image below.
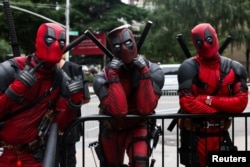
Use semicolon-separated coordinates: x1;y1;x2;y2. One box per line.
9;79;29;95
196;136;222;167
35;23;65;64
191;23;219;60
0;149;42;167
103;66;159;119
101;126;149;167
54;97;78;130
70;93;83;104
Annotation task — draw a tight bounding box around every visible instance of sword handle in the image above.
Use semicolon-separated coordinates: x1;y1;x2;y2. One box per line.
219;35;232;54
137;20;153;53
176;34;192;58
3;0;20;57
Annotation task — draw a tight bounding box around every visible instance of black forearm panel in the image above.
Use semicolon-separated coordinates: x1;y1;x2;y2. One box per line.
0;60;16;92
149;63;164;95
93;71;108;100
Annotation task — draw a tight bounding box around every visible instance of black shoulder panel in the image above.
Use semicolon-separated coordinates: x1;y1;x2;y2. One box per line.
231;60;247;79
220;56;232;74
149;63;164;94
231;60;248;90
0;60;17;92
178;58;199;90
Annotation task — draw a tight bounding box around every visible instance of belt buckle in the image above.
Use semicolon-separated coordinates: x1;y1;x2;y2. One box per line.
204;121;210;128
220;120;225;128
4;144;14;149
203;121;220;128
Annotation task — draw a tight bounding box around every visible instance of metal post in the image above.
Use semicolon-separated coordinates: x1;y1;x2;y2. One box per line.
0;4;65;28
42;123;58;167
65;0;70;61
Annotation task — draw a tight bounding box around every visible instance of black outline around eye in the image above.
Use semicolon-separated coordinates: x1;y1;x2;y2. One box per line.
114;44;121;50
206;36;213;44
45;36;55;46
196;40;203;48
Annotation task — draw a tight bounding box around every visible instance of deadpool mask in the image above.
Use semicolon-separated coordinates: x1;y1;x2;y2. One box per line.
108;25;137;64
35;23;66;65
191;23;219;60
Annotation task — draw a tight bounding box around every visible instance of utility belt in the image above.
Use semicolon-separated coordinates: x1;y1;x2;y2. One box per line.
178;118;231;132
0;139;41;153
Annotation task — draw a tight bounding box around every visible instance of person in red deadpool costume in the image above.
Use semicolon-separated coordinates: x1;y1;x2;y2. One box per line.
57;58;90;167
178;23;248;167
0;23;86;167
93;24;164;167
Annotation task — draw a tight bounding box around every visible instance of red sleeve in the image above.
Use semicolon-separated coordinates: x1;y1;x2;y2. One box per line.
136;67;160;115
0;93;15;119
102;82;128;117
54;97;78;131
180;81;248;114
180;96;218;114
201;82;248;113
101;68;128;117
179;88;218;114
210;93;247;113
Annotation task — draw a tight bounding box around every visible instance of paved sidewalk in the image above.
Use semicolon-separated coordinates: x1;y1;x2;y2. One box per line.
73;133;250;167
74;136;185;167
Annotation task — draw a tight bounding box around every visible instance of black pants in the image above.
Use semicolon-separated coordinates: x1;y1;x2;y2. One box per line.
65;143;77;167
57;124;82;167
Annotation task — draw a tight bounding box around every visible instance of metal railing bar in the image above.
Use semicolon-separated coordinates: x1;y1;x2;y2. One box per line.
245;117;248;151
177;124;179;167
232;118;235;143
161;118;165;167
63;112;250;125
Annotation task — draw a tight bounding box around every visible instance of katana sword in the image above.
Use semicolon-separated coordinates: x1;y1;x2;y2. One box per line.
3;0;20;57
137;20;153;53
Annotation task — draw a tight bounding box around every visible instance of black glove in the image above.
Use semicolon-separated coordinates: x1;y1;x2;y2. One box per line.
16;56;44;88
64;67;84;104
6;56;44;102
110;58;124;70
67;74;84;95
133;56;146;68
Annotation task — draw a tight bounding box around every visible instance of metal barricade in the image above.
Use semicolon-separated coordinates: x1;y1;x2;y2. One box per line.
59;112;250;167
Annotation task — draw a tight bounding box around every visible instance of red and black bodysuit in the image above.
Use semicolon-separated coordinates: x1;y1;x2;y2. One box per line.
93;25;164;167
178;23;248;167
0;23;81;167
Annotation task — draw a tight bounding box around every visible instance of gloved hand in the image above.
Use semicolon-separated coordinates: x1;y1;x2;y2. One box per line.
133;56;146;68
65;67;84;105
133;56;150;76
110;57;124;70
108;58;123;83
8;56;44;95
